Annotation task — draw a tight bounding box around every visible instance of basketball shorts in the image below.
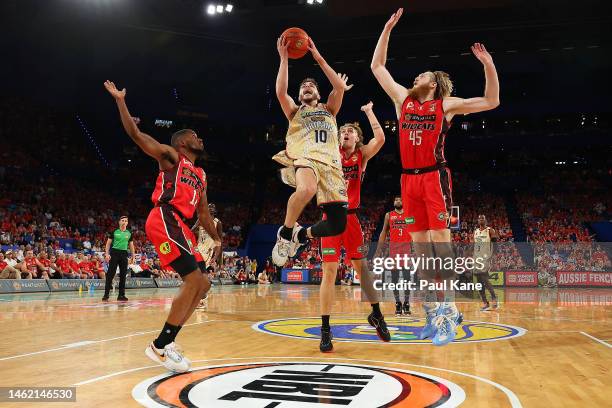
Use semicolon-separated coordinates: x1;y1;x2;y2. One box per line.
145;205;204;277
273;150;348;206
473;253;492;274
400;167;452;232
320;213;365;263
389;241;413;258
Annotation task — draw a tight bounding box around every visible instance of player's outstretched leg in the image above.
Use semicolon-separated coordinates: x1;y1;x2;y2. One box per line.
319;262;336;352
354;258;391;342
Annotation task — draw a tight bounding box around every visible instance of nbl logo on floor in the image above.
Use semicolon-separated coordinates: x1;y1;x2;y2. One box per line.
132;362;466;407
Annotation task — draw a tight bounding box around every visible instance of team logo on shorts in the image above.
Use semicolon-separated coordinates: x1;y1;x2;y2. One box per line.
437;212;447;221
322;248;336;255
159;242;171;255
254;317;526;344
132;362;466;407
405;216;415;224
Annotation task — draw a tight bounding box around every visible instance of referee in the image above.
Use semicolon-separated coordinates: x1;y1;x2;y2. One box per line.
102;215;135;301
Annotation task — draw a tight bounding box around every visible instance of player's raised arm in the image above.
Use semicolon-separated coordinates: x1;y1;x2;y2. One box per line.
371;9;409;106
104;81;177;163
197;188;222;266
444;43;500;117
308;38;345;116
360;102;385;162
374;212;391;258
276;36;299;120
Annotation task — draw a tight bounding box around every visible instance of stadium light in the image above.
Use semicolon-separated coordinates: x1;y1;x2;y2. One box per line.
207;4;215;14
307;0;314;4
206;3;234;15
225;4;233;12
216;5;223;13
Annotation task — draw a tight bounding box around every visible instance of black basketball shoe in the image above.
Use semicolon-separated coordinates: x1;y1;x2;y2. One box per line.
403;301;411;315
395;301;402;316
320;328;333;353
367;313;391;342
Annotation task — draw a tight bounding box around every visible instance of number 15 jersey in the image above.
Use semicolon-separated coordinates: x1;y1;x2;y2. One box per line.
398;97;450;169
285;104;342;170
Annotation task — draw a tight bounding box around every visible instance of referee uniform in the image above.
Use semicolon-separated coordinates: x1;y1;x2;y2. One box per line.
102;223;133;301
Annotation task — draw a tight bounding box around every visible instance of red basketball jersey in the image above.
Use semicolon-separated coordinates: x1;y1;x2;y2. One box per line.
341;148;364;210
151;154;207;221
398;97;450;169
389;210;412;242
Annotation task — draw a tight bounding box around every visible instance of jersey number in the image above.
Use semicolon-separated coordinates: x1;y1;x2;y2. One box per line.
409;130;422;146
189;190;198;207
315;130;328;143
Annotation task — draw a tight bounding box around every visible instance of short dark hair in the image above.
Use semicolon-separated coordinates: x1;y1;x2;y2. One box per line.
171;129;194;148
119;215;128;220
299;77;319;91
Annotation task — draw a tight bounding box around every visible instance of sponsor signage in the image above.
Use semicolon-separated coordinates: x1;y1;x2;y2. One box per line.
281;268;309;283
488;271;504;287
0;279;49;293
47;279;106;292
154;278;182;288
505;271;538;287
220;278;234;285
556;271;612;287
125;278;156;289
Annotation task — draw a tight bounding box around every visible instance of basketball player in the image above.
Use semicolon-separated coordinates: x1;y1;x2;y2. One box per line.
102;216;135;302
371;8;500;345
272;35;349;267
104;80;221;372
319;101;390;352
195;203;223;310
374;197;412;317
473;214;499;311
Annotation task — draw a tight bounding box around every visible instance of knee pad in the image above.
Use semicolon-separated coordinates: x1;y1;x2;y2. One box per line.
310;203;347;237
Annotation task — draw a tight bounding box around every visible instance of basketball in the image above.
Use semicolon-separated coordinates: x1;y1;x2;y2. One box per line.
281;27;309;59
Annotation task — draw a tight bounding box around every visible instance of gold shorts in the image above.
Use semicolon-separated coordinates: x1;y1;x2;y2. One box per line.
273;151;348;206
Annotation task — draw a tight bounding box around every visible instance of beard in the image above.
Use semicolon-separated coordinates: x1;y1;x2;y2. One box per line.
299;91;320;104
394;204;403;210
188;145;205;159
407;83;431;99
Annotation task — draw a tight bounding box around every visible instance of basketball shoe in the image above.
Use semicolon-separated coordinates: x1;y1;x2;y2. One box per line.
320;328;333;352
432;304;464;346
367;313;391;342
145;342;191;372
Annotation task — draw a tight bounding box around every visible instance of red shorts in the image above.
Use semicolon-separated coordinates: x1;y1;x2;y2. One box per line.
145;206;203;276
401;168;452;232
320;213;365;263
389;241;413;258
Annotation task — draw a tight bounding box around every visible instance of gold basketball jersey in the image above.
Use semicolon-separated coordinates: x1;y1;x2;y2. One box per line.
474;227;492;258
285;104;342;169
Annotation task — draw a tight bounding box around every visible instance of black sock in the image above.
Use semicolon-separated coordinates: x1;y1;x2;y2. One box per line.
297;227;308;243
321;315;330;330
153;322;180;349
280;226;293;241
371;303;382;318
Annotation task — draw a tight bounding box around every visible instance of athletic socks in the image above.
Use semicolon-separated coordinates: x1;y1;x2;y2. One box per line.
297;227;308;243
371;303;383;318
279;226;293;241
153;322;181;349
321;315;331;331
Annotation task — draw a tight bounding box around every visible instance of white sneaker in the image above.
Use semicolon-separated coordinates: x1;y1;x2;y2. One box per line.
272;227;291;266
145;342;191;373
289;224;305;257
196;298;207;310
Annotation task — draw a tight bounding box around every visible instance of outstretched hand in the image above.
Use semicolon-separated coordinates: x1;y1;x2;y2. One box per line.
277;35;289;60
384;8;403;32
471;43;494;66
360;101;374;112
337;73;354;91
308;37;323;62
103;80;126;99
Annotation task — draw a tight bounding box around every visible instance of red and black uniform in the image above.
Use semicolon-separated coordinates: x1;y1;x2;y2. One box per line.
388;210;412;257
399;97;452;232
145;154;206;275
321;148;366;263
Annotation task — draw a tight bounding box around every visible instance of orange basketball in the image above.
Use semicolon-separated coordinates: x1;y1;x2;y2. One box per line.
281;27;309;59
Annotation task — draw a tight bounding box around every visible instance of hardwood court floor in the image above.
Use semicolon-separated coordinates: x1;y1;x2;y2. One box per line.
0;284;609;407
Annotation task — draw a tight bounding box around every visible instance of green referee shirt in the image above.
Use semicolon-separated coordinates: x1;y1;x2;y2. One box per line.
108;228;132;251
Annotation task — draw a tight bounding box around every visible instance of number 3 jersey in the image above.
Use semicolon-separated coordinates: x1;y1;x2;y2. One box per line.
398;97;450;169
151;154;207;221
285;104;342;170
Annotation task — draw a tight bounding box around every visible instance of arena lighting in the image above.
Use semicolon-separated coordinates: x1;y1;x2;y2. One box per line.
225;4;233;12
206;4;215;14
206;3;233;15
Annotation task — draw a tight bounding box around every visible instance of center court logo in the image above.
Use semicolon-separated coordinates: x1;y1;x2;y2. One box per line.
253;317;526;344
132;362;466;407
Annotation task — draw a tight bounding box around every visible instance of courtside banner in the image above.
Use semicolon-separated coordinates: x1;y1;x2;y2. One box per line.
505;271;538;287
155;278;182;288
0;279;49;293
47;279;105;292
488;271;504;286
125;277;156;289
281;268;309;283
556;271;612;287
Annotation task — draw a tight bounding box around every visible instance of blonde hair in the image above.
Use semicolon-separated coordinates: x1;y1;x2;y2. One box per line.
339;122;364;148
431;71;453;99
